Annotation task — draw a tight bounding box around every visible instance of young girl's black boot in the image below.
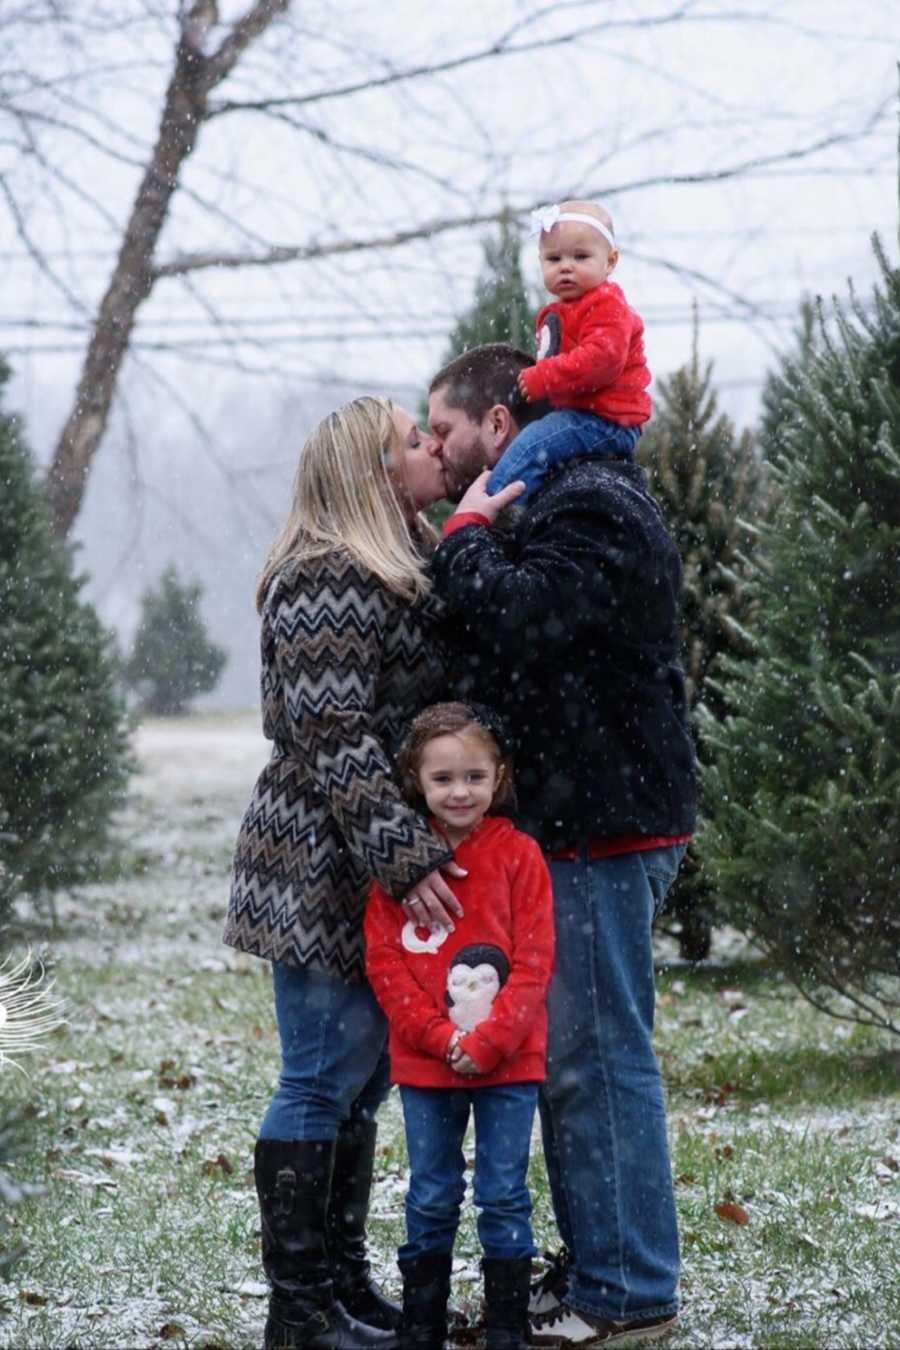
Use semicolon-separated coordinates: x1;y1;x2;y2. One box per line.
482;1256;533;1348
398;1250;452;1350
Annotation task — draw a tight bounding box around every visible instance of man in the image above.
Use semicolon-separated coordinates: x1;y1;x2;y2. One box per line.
423;343;696;1348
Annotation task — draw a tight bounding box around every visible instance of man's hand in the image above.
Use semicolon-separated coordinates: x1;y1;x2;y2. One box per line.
401;859;467;932
446;1029;481;1075
453;470;525;524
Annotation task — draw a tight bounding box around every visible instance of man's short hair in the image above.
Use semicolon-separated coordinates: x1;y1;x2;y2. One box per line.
428;343;547;427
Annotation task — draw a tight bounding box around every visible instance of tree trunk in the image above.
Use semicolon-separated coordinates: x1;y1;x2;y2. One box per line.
45;1;289;537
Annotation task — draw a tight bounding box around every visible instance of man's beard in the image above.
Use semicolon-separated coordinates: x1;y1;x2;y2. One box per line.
442;433;491;502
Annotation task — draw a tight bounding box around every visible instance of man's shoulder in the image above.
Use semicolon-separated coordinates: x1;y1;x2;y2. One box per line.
526;457;653;513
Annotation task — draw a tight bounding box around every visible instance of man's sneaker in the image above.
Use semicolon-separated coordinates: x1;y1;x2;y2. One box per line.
529;1248;572;1318
530;1304;677;1347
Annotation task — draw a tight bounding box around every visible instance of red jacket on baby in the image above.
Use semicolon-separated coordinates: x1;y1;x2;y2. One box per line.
520;281;651;426
364;815;554;1090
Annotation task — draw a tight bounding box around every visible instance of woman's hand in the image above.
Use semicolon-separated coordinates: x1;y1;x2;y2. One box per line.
453;470;525;524
401;859;467;932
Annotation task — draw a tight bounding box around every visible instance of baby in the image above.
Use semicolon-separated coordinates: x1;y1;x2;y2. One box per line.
488;198;651;500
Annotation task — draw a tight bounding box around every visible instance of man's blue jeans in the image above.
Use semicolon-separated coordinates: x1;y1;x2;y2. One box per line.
259;961;391;1140
399;1083;539;1261
488;409;640;501
540;845;685;1322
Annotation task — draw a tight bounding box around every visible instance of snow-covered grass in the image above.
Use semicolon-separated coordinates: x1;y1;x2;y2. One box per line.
1;712;898;1349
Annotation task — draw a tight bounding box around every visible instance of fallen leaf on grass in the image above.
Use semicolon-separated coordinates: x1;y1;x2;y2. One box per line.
201;1153;234;1177
19;1290;48;1306
714;1201;749;1225
159;1322;185;1340
85;1147;139;1170
159;1072;196;1090
53;1168;118;1191
676;1173;696;1186
222;1279;269;1298
854;1199;900;1220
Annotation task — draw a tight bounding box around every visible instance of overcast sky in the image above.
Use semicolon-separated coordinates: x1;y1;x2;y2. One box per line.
2;0;897;704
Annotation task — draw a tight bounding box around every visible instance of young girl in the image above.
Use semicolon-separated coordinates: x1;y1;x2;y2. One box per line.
364;703;555;1350
487;198;651;502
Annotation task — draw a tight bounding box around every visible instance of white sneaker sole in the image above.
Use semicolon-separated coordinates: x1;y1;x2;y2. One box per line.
531;1312;678;1347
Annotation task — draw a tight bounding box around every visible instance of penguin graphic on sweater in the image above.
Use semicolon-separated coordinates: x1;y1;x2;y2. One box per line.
445;944;510;1033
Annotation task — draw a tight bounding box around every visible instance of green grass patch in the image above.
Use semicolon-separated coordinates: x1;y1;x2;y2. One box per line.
1;715;898;1348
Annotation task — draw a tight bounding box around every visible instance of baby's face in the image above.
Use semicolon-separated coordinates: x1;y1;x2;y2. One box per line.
540;221;617;301
448;963;501;1002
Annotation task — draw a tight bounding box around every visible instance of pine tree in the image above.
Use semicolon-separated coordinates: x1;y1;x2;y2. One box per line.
0;359;132;897
639;322;769;959
759;297;818;460
424;214;537;526
443;212;536;356
700;239;900;1034
125;564;226;716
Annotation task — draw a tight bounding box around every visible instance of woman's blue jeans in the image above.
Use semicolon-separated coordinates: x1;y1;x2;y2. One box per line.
259;961;391;1141
399;1083;539;1262
540;845;685;1323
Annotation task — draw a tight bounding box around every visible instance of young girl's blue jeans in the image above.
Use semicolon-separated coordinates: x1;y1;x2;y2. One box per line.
399;1082;539;1261
259;960;391;1140
488;409;640;501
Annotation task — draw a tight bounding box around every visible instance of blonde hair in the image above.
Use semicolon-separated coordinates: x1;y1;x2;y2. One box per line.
256;396;435;612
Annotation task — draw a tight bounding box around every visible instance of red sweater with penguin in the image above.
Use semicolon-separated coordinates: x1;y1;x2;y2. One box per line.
364;815;554;1089
519;281;651;426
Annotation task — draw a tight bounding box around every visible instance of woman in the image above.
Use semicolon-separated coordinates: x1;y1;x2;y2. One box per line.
224;397;464;1350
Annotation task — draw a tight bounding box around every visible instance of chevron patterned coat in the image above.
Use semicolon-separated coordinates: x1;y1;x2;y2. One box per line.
224;551;453;982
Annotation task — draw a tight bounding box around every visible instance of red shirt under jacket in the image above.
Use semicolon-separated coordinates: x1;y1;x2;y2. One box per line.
364;815;554;1089
519;282;651;426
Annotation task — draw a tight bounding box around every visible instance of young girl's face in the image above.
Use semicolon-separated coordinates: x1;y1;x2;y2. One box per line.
416;730;501;842
540;221;617;301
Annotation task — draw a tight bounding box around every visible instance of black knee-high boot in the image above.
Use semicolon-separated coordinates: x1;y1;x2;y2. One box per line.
483;1257;532;1349
254;1138;397;1349
326;1118;402;1331
399;1251;452;1350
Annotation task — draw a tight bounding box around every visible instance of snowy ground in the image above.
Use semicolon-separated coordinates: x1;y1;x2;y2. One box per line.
1;714;898;1349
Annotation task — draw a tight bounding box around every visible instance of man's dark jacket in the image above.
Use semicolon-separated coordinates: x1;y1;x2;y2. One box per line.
430;457;697;850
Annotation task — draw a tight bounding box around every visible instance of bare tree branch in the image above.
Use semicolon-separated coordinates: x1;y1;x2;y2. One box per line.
44;0;291;537
206;6;699;118
2;0;892;545
150;104;892;281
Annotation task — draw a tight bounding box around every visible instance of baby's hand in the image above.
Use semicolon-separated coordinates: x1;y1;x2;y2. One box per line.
517;371;531;401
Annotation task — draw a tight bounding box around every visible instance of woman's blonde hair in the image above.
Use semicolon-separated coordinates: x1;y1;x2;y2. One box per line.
256;396;435;612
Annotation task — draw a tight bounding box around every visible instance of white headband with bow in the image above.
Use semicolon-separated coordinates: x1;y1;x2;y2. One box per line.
530;203;616;250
